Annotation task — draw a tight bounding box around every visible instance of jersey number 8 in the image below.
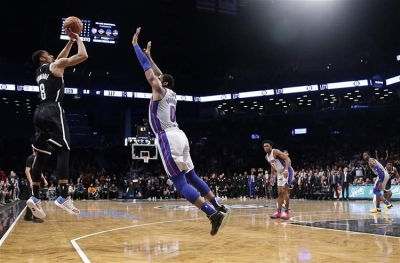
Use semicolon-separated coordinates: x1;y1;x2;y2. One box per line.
39;83;46;100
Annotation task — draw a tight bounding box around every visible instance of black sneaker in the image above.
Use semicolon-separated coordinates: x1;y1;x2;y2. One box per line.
24;216;33;221
208;211;225;236
216;205;229;213
216;205;232;228
32;216;44;223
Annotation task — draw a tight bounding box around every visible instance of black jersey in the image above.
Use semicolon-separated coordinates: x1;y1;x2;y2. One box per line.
387;167;395;178
36;63;65;104
26;154;35;169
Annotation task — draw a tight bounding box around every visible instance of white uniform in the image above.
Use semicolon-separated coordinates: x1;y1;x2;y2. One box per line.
368;158;389;191
266;149;288;187
149;88;193;177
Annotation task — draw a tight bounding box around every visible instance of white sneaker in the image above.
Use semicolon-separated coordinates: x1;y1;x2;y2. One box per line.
27;196;46;219
55;196;80;214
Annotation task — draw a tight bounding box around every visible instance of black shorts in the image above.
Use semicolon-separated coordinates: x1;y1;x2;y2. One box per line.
385;179;392;190
32;102;70;154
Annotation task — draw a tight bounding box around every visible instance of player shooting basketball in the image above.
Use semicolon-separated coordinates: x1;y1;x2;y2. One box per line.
28;27;88;218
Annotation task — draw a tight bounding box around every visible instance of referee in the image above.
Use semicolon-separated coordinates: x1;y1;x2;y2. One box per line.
24;149;48;223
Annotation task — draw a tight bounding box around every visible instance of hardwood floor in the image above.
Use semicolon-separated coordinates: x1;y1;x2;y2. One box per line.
0;199;399;263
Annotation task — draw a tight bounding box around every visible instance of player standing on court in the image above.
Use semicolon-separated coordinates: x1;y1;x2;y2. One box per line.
263;140;292;220
363;152;393;213
383;160;399;202
281;150;294;210
24;149;48;223
28;27;88;218
132;27;231;236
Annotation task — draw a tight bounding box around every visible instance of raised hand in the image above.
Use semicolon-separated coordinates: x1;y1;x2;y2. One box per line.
132;27;141;46
143;41;152;58
65;28;79;41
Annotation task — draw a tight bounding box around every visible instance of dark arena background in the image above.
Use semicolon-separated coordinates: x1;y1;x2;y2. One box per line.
0;0;400;262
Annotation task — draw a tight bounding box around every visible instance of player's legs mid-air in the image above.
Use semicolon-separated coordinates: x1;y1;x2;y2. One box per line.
157;129;231;235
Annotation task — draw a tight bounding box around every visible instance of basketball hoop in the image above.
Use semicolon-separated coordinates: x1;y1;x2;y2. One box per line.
143;156;149;163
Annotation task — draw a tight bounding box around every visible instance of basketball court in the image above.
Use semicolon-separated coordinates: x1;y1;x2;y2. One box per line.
0;199;399;262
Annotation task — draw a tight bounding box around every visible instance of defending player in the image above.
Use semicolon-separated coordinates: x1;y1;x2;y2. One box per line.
132;27;230;236
363;152;393;213
281;150;294;210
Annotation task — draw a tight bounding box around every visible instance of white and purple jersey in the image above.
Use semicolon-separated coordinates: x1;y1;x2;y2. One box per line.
368;158;389;184
148;88;194;177
368;158;390;192
266;149;287;174
266;149;293;185
368;158;387;181
149;88;178;134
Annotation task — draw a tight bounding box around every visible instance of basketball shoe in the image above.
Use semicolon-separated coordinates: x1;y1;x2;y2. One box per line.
384;203;393;213
270;211;282;219
370;207;381;213
208;211;227;236
27;196;46;219
55;196;80;214
216;205;232;228
32;216;44;223
280;211;290;220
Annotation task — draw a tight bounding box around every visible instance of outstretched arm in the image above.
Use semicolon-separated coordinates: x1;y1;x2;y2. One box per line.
57;39;75;59
132;27;163;97
143;41;163;77
52;29;88;75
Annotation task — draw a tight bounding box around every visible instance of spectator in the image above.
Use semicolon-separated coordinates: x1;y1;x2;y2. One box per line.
88;184;96;199
109;184;118;199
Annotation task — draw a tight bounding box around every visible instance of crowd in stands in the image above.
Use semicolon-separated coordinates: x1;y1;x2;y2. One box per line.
0;104;399;203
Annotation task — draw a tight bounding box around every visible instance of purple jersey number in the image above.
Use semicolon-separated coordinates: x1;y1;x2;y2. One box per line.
170;105;176;122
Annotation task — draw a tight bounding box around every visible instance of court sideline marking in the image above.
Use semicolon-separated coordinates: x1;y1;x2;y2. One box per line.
0;207;26;246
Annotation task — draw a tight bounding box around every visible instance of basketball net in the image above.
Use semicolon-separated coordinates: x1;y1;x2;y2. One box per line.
143;157;149;163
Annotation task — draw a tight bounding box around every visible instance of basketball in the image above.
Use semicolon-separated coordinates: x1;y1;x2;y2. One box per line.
63;16;83;35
